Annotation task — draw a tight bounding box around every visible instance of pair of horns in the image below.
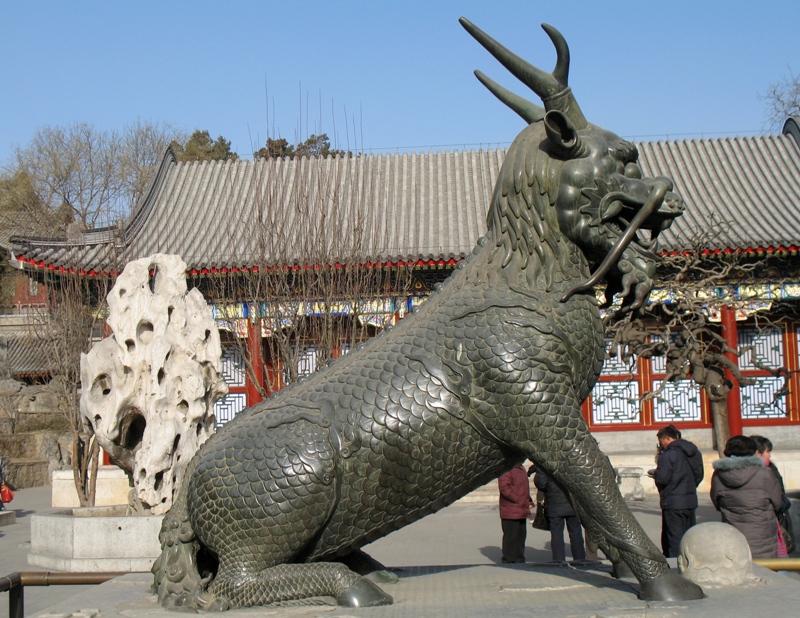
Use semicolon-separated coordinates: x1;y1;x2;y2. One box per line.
459;17;587;129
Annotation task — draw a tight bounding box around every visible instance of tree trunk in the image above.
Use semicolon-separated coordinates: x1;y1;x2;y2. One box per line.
71;434;88;507
709;399;729;457
88;437;99;507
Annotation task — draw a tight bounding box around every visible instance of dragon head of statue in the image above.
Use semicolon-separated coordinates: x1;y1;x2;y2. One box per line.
461;18;684;312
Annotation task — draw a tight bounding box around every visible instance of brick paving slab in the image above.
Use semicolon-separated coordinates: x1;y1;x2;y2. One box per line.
24;562;800;618
4;486;800;618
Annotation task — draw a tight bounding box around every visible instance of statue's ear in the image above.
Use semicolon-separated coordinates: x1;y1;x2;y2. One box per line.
544;109;580;157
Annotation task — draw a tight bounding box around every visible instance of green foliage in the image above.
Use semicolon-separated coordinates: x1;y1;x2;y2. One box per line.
172;130;239;163
0;169;42;215
254;134;348;160
254;137;295;160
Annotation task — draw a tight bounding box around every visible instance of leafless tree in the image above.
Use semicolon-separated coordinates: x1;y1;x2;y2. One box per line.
605;221;796;454
10;120;186;230
206;153;413;397
762;69;800;131
118;120;188;207
27;271;110;507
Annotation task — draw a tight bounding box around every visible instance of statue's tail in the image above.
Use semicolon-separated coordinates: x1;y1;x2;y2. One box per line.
151;456;216;609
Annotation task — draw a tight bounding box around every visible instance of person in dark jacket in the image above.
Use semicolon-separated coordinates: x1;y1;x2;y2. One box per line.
534;468;586;564
498;462;533;563
711;435;784;558
651;424;704;557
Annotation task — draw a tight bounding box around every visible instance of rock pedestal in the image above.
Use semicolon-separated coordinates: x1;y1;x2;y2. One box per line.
28;507;164;572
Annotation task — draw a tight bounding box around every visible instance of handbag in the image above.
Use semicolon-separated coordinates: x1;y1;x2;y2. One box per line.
531;490;549;531
1;482;13;504
778;511;795;554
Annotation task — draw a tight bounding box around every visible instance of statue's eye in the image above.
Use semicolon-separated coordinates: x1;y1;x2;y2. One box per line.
624;163;642;179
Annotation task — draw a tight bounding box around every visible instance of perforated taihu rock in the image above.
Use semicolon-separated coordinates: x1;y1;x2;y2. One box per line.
80;254;227;514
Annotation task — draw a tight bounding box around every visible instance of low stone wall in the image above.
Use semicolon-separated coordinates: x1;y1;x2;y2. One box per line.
607;450;800;495
51;467;132;508
458;450;800;504
0;430;71;488
5;458;49;488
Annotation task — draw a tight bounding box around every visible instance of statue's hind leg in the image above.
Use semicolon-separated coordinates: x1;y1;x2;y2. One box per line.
210;563;392;609
189;417;393;609
508;400;704;601
202;475;393;609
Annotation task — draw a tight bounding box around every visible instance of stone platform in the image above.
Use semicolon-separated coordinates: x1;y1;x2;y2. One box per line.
0;509;15;526
29;562;800;618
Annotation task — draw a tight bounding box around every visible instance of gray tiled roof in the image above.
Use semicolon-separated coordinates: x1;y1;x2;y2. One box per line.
638;132;800;252
10;124;800;275
3;336;50;377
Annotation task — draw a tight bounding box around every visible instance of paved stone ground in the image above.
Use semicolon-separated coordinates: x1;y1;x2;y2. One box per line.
2;486;799;618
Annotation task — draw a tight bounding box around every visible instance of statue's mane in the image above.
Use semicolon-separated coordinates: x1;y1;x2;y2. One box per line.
483;123;575;290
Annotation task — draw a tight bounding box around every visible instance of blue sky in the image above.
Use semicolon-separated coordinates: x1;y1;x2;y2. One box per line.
1;1;799;164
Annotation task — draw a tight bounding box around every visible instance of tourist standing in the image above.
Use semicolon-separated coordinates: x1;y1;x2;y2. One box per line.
498;462;533;563
711;435;784;558
751;435;793;556
651;424;704;557
534;468;586;564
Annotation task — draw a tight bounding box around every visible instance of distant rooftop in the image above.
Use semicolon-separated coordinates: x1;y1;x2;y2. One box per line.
10;119;800;276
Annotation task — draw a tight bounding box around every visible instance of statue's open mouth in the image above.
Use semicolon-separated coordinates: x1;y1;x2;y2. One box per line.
562;181;681;302
598;187;684;251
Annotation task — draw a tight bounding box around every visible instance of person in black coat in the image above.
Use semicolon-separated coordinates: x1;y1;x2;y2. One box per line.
651;425;704;557
534;468;586;564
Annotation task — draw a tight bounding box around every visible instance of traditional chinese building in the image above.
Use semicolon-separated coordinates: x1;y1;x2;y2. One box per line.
10;119;800;466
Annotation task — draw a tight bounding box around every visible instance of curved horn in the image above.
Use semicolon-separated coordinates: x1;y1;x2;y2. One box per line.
459;17;587;129
474;70;545;124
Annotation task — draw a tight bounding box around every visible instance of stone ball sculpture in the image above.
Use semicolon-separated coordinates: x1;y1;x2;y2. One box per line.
677;522;757;587
80;253;228;514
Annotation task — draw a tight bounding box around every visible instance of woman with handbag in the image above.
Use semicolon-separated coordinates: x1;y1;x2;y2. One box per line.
752;435;794;556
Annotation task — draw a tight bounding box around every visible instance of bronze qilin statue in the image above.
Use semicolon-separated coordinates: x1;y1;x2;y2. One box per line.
153;18;704;609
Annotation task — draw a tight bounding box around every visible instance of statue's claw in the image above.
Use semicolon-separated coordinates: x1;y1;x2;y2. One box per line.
335;578;394;608
638;569;705;601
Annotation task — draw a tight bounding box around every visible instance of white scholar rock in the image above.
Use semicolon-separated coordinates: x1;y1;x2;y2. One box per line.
80;254;228;514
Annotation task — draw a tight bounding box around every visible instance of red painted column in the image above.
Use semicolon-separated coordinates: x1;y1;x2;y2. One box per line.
721;305;743;437
246;319;264;406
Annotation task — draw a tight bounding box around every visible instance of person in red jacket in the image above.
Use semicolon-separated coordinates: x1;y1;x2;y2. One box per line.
498;462;533;563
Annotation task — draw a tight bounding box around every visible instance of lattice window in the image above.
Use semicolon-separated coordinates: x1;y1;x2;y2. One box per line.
591;381;640;424
283;344;317;384
738;327;784;371
652;379;702;423
602;341;637;376
214;392;247;427
220;345;246;387
741;376;787;419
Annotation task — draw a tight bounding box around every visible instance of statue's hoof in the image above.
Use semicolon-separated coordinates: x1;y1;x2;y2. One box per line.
639;569;705;601
336;578;394;607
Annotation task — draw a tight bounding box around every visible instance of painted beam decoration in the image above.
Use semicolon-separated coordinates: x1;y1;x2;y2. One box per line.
152;18;705;609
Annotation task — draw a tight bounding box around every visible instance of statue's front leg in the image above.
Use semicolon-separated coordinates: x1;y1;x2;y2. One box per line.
504;397;704;601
